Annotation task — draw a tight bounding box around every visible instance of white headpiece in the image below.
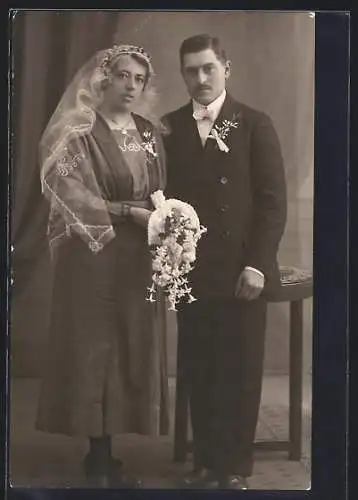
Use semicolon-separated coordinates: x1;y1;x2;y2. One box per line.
99;44;153;74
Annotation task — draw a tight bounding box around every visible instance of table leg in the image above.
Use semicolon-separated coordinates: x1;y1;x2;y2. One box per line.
289;299;303;461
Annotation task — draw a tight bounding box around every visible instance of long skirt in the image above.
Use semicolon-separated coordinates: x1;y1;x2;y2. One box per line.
35;222;169;437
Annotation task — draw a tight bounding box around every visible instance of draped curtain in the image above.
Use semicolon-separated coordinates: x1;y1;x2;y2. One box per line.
12;11;119;267
10;11;119;377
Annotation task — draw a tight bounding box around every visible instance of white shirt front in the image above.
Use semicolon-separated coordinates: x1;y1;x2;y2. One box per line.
192;90;227;145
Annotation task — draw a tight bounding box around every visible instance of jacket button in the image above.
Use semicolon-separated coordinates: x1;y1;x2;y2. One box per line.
220;176;228;185
219;205;229;212
223;230;231;237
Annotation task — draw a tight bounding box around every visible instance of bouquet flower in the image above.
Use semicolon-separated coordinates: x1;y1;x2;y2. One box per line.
146;190;207;311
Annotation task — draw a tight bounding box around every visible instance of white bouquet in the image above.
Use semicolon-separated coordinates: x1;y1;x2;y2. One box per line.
146;190;207;311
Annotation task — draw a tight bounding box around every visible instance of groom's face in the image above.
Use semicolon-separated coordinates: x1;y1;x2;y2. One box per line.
181;48;230;105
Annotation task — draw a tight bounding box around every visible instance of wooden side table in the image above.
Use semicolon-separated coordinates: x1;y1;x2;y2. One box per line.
173;265;313;463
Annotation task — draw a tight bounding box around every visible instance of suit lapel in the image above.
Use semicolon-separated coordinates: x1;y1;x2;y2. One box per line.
178;95;241;157
179;102;206;153
203;93;240;157
170;95;242;187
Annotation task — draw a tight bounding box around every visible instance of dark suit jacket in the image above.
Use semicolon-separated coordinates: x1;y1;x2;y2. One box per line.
162;93;287;299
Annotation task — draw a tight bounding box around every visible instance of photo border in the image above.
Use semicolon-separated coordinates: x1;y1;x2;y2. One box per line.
3;8;350;500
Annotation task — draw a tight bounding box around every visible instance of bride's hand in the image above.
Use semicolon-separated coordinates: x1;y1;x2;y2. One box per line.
106;200;150;215
130;207;152;228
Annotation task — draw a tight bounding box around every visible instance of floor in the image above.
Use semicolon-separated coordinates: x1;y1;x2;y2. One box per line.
8;374;311;490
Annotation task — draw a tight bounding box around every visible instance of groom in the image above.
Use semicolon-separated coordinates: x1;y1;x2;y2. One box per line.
162;34;287;489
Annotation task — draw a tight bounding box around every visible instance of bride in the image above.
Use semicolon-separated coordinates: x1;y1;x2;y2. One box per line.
35;44;169;488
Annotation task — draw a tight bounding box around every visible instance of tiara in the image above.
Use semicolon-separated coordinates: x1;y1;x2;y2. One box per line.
99;44;152;70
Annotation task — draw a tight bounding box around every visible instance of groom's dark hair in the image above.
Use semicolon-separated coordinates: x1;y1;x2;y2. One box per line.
179;34;227;66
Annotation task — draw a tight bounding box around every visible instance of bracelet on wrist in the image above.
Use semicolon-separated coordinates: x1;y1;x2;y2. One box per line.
121;203;131;219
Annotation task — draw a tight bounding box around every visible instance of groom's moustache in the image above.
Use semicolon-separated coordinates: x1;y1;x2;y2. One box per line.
196;85;212;91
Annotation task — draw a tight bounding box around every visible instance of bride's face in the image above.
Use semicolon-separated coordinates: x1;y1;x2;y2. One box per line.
102;55;147;112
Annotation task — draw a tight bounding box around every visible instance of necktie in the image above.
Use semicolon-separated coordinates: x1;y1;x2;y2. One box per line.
193;107;215;122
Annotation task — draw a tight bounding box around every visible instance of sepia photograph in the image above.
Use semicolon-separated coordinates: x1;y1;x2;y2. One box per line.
9;10;315;490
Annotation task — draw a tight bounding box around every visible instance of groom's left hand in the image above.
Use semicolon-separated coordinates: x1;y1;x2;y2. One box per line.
235;268;265;300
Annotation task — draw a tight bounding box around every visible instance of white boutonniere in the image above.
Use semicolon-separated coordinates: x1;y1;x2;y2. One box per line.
208;113;241;153
142;130;158;161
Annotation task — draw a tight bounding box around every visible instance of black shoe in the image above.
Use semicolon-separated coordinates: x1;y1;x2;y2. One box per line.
107;457;144;489
218;475;249;490
182;468;219;489
83;453;108;488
